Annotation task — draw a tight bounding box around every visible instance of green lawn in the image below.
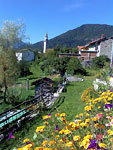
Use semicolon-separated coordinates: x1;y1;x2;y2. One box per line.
50;80;92;121
0;79;92;150
0;63;98;149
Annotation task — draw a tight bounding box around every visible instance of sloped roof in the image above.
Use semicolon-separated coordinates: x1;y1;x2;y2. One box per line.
78;36;108;49
31;77;54;86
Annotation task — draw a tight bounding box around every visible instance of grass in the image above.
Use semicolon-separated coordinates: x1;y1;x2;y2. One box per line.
0;79;92;150
50;80;92;121
0;63;99;149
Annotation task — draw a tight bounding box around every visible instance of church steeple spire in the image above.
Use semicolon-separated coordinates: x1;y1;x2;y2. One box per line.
43;33;48;53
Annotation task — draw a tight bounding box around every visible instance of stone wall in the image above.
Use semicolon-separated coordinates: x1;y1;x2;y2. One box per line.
100;39;112;59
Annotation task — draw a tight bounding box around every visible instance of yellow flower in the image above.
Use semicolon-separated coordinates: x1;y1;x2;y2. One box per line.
64;129;71;135
36;126;46;133
59;138;63;143
94;123;99;128
18;142;34;150
23;138;30;143
43;121;48;125
99;143;106;148
86;113;90;117
42;115;51;120
79;113;83;117
60;113;66;117
42;140;48;146
73;135;80;141
108;97;112;101
65;141;73;147
51;132;54;136
76;120;82;124
84;135;93;140
85;118;90;123
80;122;88;127
34;147;44;150
59;129;65;134
61;117;66;121
87;131;91;134
48;140;56;146
44;148;52;150
84;105;94;111
55;113;60;117
107;129;113;136
93;117;99;121
80;139;90;149
75;115;79;118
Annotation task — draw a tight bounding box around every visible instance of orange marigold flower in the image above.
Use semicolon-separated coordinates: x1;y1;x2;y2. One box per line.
93;117;99;121
48;140;56;146
61;117;66;121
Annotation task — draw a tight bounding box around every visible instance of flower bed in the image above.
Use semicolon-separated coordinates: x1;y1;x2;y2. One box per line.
17;89;113;150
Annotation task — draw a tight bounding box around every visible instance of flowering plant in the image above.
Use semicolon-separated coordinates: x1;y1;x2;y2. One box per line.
17;90;113;149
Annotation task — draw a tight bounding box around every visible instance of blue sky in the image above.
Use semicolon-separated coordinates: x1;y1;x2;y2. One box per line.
0;0;113;44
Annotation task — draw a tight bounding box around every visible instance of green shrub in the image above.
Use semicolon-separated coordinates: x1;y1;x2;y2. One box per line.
6;88;34;106
19;61;33;77
92;55;110;68
66;58;87;75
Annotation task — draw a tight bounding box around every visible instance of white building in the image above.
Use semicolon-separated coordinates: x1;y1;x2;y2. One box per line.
16;50;34;62
78;35;113;61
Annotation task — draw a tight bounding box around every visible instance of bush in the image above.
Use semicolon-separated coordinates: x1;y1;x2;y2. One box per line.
7;88;34;106
66;58;87;75
92;55;110;68
19;61;33;77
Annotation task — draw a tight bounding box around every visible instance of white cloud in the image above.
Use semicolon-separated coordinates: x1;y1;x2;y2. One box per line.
64;1;84;12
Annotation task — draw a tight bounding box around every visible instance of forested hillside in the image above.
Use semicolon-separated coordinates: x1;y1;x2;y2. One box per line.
32;24;113;51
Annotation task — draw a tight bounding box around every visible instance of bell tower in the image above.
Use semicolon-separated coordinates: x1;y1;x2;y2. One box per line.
43;33;48;53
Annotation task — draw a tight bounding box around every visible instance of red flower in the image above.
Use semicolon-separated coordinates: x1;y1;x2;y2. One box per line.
97;113;104;118
96;135;103;140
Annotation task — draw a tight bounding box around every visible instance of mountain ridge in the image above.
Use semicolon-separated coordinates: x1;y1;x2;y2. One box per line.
32;24;113;51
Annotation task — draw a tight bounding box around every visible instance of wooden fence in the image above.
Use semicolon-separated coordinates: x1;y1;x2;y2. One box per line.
0;88;53;141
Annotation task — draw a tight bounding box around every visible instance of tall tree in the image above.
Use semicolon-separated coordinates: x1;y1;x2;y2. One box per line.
0;20;26;103
0;20;26;50
53;57;70;77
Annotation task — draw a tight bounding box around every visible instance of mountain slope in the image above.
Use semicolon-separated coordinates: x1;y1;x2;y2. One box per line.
32;24;113;50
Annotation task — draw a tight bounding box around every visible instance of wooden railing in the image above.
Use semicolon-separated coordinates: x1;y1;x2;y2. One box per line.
0;89;53;140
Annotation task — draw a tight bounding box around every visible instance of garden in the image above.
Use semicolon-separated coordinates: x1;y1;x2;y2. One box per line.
15;70;113;150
